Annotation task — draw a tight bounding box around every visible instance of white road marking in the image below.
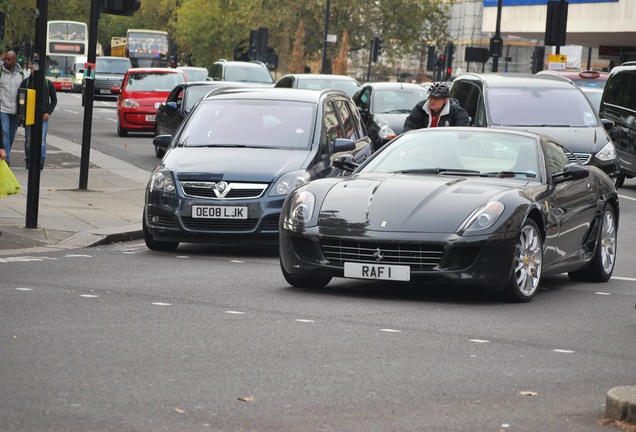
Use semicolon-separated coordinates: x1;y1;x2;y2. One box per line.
0;256;57;263
80;294;98;298
554;349;574;353
176;256;189;259
595;292;611;295
618;194;636;202
231;260;244;263
612;276;636;282
152;302;171;306
380;329;401;333
296;319;314;323
469;339;490;343
225;311;245;314
65;254;92;258
15;288;33;291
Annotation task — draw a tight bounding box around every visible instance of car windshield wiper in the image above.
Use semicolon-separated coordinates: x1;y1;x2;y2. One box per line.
481;171;537;178
394;168;481;175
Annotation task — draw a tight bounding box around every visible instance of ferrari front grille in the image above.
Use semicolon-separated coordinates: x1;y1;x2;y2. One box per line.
321;240;444;271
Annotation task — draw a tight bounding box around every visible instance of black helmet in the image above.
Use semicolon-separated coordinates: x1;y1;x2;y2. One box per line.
428;82;450;98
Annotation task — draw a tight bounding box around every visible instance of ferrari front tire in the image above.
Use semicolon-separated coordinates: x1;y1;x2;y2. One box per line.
568;205;616;283
280;261;331;289
503;220;543;302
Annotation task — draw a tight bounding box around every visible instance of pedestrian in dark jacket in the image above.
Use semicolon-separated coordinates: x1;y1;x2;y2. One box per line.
403;82;470;131
20;62;57;170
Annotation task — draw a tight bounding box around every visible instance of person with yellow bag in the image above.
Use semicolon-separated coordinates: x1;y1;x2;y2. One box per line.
0;151;21;236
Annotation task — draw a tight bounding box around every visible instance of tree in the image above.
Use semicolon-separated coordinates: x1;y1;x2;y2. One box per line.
288;21;306;74
331;30;350;75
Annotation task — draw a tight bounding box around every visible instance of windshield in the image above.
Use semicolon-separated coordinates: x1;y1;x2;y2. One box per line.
96;58;131;74
126;72;185;91
487;87;598;127
179;99;315;149
363;130;541;180
372;88;429;114
46;56;73;78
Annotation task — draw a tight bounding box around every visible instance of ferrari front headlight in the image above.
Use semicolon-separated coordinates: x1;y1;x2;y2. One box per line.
283;190;316;230
461;201;505;233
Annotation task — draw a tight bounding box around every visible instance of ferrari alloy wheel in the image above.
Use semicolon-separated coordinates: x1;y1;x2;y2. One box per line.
143;212;179;251
280;262;331;289
568;205;617;282
504;220;543;302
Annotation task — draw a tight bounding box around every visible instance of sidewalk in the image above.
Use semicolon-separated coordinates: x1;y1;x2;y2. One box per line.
0;130;149;256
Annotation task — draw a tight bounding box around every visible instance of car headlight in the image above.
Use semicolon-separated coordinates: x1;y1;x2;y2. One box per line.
460;201;505;233
283;190;316;229
594;141;617;162
122;99;140;109
269;170;310;197
149;166;176;193
378;124;397;140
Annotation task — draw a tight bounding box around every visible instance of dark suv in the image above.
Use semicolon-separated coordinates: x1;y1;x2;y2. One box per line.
450;73;619;178
209;59;274;85
599;62;636;187
81;56;132;106
145;87;373;250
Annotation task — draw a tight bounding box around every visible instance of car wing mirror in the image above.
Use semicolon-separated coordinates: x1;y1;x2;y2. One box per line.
600;117;614;131
110;86;121;95
166;101;178;110
552;163;590;184
333;138;356;152
333;154;359;173
153;134;172;150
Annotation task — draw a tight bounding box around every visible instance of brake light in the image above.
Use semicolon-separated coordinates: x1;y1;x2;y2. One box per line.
579;70;600;79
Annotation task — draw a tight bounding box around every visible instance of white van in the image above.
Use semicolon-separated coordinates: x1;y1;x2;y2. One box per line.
72;56;87;93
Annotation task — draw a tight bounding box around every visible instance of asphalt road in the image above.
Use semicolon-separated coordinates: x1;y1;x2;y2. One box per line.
2;90;635;431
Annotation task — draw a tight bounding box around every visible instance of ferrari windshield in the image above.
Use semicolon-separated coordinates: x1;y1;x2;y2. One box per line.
363;129;542;180
178;99;316;149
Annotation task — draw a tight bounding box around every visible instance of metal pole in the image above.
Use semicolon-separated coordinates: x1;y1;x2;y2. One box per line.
79;0;100;189
320;0;330;74
25;0;47;228
492;0;503;73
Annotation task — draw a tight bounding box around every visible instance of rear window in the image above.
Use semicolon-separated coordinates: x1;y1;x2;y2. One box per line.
603;70;636;111
487;87;598;127
225;66;273;84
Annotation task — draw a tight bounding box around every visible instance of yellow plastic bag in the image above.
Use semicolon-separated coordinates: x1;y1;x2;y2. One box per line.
0;160;21;198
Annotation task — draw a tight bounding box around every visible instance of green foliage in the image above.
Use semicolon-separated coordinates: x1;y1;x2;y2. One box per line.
1;0;453;77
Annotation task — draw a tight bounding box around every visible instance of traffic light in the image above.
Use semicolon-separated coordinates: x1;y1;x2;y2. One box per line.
100;0;141;17
426;46;436;71
248;27;268;61
371;35;383;63
531;45;546;73
444;42;454;79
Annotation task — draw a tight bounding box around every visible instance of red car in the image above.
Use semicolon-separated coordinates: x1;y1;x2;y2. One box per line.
114;67;187;137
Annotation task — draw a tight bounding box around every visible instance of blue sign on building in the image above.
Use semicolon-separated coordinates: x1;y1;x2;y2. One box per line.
484;0;617;6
